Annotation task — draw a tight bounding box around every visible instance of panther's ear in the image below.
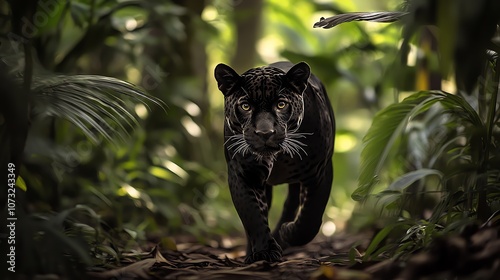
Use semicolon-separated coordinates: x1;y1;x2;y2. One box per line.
285;62;310;93
214;63;241;96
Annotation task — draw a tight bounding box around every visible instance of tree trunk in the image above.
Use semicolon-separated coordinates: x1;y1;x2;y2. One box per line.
231;0;263;72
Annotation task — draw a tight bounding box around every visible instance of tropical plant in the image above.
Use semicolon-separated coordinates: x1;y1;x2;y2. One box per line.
315;0;500;260
0;0;168;276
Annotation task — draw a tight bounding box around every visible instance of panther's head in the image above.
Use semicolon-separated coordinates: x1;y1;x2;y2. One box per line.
214;62;311;160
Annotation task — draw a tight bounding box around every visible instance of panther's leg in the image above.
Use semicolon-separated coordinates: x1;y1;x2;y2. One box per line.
272;183;300;246
265;183;273;211
246;183;274;258
278;159;333;246
227;161;282;263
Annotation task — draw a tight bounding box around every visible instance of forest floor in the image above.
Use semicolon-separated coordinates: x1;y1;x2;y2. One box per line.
87;222;500;280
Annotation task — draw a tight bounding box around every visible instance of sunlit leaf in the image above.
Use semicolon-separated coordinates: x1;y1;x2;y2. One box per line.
16;175;27;191
148;166;176;181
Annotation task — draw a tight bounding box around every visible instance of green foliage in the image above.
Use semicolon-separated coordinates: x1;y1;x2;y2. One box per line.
354;90;486;200
16;206;96;278
375;169;443;210
338;0;500;261
30;74;163;143
8;0;499;275
355;92;445;199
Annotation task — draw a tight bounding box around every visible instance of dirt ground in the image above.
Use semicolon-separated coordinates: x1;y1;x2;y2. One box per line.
87;223;500;280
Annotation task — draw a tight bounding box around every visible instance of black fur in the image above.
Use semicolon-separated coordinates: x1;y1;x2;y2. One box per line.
214;61;335;263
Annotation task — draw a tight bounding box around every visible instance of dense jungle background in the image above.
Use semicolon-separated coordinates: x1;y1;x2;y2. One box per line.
1;0;499;279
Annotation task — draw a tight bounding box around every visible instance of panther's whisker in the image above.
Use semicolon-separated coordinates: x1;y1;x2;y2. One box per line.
227;139;245;149
286;138;308;147
279;130;313;159
287;132;313;138
279;143;294;158
234;142;248;152
287;142;304;157
281;141;300;158
291;143;308;157
232;143;249;159
224;134;251;159
285;143;303;160
230;137;245;145
223;136;237;146
224;134;244;146
282;137;309;160
234;144;248;155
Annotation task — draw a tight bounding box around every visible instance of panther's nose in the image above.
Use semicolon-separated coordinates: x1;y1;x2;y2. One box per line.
255;129;275;140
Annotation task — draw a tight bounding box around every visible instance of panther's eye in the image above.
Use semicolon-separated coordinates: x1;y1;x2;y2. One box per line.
241;103;251;111
277;101;287;109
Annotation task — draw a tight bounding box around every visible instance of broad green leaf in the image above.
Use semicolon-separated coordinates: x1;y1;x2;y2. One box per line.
376;190;401;209
438;93;483;126
356;91;443;200
355;91;483;201
387;169;442;192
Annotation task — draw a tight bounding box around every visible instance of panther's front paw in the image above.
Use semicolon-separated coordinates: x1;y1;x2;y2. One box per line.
244;239;282;263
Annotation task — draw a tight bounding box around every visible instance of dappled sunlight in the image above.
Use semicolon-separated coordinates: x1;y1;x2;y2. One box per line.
326;204;354;233
125;18;138;31
181;116;202;137
119;184;141;199
163;145;177;157
334;133;358;153
162;144;178;157
183;101;201;117
9;0;499;277
126;65;141;84
201;5;218;22
134;103;148;119
118;184;156;211
340;110;373;133
321;220;337;236
257;34;285;63
162;160;189;180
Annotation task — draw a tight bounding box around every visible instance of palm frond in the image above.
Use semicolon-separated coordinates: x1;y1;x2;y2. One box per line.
30;74;165;144
354;91;483;201
313;11;407;29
